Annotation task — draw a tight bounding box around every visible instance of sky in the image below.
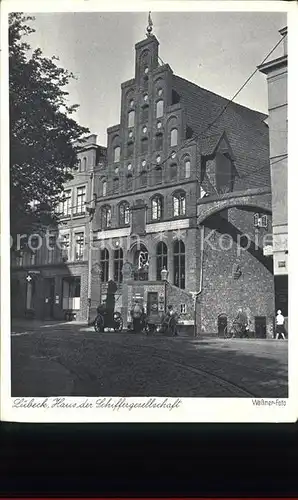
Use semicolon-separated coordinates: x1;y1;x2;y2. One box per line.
26;11;287;147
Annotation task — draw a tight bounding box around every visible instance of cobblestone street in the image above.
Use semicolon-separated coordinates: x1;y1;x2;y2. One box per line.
11;322;288;398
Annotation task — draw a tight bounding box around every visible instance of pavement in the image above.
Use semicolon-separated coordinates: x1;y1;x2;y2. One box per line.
10;321;288;398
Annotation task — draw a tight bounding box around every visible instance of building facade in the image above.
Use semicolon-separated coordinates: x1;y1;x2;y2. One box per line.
12;27;277;336
89;30;275;336
258;26;288;318
11;135;106;322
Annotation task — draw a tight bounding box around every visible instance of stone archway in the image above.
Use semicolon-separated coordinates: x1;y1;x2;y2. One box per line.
197;190;272;226
197;194;274;338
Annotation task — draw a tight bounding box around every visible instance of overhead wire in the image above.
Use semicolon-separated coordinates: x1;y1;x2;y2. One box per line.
59;32;287;208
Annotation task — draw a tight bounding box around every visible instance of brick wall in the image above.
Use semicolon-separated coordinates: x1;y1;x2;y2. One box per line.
198;205;274;336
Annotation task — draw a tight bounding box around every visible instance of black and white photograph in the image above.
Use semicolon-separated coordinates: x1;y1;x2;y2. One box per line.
1;1;296;421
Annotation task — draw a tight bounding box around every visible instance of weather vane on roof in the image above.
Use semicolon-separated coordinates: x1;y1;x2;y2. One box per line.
146;11;153;37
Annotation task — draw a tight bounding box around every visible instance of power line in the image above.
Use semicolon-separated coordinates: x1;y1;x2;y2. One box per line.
61;32;287;207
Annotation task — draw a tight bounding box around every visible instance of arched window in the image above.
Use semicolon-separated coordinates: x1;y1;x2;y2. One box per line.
156;100;164;118
155;133;163;150
185;159;191;178
113;177;119;194
119;201;130;226
128;110;135;128
114;146;120;163
82;157;87;171
126;174;133;191
78;159;82;172
100;249;109;282
156;242;168;281
151;195;163;221
170;163;178;182
102;179;107;197
170;128;178;147
173;191;186;217
140;170;147;188
173;240;185;289
141;137;148;154
155;166;162;184
101;205;111;229
114;248;123;282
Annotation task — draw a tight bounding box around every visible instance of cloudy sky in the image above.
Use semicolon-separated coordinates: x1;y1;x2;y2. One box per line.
27;11;286;146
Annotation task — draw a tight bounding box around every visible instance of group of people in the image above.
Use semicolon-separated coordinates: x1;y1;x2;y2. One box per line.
130;300;178;336
234;308;287;340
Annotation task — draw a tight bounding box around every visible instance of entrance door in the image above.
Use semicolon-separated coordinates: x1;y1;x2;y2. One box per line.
217;314;227;337
147;292;158;317
255;316;266;338
43;278;55;320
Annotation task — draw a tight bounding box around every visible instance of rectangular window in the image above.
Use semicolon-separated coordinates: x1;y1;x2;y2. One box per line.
61;233;70;262
48;235;56;264
76;186;86;215
60;189;71;217
75;232;84;261
62;277;81;310
180;304;187;314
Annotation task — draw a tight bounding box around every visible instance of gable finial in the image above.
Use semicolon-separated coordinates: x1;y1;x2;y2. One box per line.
146;11;153;37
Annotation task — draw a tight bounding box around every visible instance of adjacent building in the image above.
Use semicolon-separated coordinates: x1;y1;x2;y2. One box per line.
11;135;106;322
258;26;288;318
11;24;278;336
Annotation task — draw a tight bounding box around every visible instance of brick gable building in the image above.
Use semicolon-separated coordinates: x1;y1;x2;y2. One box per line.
90;31;274;336
11;28;275;336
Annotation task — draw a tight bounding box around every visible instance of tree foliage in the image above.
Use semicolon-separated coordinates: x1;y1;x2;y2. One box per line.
9;13;89;241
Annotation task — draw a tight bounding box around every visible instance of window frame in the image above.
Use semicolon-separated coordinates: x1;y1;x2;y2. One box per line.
100;249;109;282
156;242;168;281
101;205;112;229
119;201;130;226
151;195;163;221
170;128;178;147
75;186;86;215
173;239;186;289
173;191;186;217
156;99;164;118
114;248;124;282
113;146;121;163
74;232;84;261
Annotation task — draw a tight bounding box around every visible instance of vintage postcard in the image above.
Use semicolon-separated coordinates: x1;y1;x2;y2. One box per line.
1;0;297;422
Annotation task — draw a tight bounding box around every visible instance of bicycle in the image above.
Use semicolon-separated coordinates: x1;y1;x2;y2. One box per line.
224;320;249;339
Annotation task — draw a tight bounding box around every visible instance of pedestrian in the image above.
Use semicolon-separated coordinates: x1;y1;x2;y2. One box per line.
235;307;249;338
130;299;144;334
164;305;178;336
275;310;286;340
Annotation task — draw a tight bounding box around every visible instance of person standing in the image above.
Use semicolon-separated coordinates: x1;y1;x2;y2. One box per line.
130;299;144;334
235;308;249;338
275;310;286;339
